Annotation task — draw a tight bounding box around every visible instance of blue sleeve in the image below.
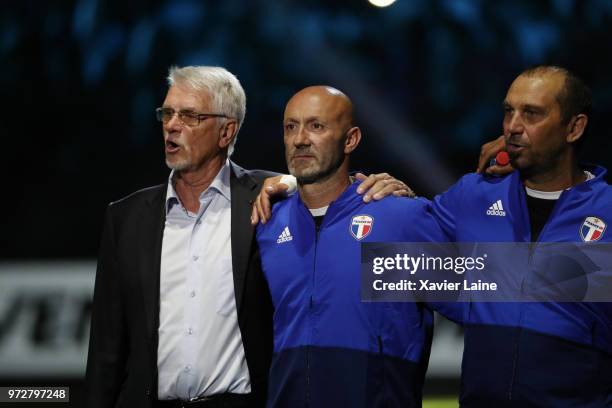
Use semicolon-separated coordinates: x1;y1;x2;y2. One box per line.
402;197;449;243
431;176;472;242
411;197;466;324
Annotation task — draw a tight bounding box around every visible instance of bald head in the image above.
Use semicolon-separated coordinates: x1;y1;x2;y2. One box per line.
283;85;361;185
285;86;354;130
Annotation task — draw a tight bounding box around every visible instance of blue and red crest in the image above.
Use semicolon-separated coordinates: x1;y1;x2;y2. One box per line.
350;214;374;240
580;216;606;242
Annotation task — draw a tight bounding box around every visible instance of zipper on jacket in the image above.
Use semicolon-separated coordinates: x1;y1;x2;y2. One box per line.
306;214;324;407
378;335;387;405
509;190;570;401
507;326;521;401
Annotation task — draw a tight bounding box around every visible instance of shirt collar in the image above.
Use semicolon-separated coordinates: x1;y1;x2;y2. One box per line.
165;159;232;214
524;169;600;200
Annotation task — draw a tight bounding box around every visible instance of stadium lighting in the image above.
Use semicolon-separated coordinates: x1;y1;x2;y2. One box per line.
368;0;397;7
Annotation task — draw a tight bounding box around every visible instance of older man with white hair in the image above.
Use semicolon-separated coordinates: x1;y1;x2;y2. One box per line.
86;66;277;408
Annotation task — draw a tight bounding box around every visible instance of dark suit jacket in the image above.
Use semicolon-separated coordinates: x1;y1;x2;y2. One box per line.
86;162;275;408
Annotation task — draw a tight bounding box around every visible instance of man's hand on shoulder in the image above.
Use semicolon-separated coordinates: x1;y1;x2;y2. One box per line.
250;175;293;225
354;172;415;202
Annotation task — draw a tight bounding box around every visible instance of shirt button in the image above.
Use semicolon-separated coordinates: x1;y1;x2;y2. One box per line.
190;291;196;298
187;328;193;335
192;255;199;261
184;365;191;372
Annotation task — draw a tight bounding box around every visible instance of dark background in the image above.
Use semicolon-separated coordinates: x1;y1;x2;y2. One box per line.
2;0;612;406
4;0;612;259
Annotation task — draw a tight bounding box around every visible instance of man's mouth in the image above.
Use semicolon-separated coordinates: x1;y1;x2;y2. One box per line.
504;134;527;148
292;153;315;161
165;140;180;153
506;142;527;154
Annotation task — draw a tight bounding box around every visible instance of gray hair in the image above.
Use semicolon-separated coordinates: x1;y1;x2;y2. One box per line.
167;66;246;156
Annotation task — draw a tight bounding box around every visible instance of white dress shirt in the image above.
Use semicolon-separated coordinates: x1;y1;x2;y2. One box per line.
157;161;251;400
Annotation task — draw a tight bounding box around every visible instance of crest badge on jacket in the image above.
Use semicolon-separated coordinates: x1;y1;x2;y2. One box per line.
350;214;374;240
580;216;606;242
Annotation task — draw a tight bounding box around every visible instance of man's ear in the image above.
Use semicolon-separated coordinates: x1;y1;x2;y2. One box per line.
344;127;361;154
219;119;238;149
566;114;588;144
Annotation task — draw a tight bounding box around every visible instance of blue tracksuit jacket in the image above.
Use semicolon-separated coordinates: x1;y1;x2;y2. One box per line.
432;165;612;407
257;182;447;408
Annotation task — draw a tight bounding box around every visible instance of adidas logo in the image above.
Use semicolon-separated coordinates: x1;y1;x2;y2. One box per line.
276;226;293;243
486;200;506;217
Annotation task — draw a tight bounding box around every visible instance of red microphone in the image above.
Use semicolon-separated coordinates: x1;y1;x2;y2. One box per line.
490;151;510;167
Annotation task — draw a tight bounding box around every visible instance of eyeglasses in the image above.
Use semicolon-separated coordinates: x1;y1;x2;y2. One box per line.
155;107;228;127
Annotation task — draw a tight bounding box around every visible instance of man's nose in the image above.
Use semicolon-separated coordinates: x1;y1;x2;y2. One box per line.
164;112;184;132
293;126;310;146
505;112;524;135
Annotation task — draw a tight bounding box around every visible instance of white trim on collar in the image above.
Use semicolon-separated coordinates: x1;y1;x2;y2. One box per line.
309;206;329;217
525;187;562;200
524;170;596;200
